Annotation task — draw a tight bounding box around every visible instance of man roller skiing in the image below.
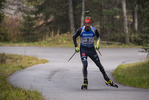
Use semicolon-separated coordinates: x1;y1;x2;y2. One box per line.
73;16;118;89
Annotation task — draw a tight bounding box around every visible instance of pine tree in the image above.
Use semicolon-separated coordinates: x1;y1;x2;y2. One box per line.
0;0;10;42
20;10;36;42
0;0;5;23
34;0;69;35
138;0;149;45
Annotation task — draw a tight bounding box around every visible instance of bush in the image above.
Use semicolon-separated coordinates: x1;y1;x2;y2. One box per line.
0;26;10;42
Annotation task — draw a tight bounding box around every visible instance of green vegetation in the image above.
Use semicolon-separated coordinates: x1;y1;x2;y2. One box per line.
1;0;149;46
0;33;73;47
113;59;149;89
39;33;74;47
0;33;141;48
0;53;48;100
140;47;149;58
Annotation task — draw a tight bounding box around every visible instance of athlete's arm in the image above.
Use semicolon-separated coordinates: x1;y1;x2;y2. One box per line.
95;29;100;45
73;28;82;47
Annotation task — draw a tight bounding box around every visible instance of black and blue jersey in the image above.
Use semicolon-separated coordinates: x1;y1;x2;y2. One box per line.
73;26;100;48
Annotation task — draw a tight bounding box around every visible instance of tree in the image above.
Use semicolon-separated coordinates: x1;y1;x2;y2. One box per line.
134;4;138;32
20;10;36;42
81;0;85;27
0;0;5;23
4;0;26;17
33;0;69;36
0;0;10;42
122;0;129;43
69;0;75;34
137;0;149;45
127;0;138;32
3;0;148;45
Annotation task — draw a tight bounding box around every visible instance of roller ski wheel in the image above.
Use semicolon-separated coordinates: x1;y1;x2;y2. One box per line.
105;80;118;88
81;78;88;90
81;84;88;90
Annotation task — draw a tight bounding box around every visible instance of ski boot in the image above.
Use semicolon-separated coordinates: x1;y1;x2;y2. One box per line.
105;80;118;88
81;78;88;90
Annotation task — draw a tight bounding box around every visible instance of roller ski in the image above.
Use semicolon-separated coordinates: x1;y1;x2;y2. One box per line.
81;83;88;90
105;80;118;88
81;78;88;90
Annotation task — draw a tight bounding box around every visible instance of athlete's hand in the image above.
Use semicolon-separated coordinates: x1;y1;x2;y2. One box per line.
95;39;100;50
95;44;100;50
75;47;80;52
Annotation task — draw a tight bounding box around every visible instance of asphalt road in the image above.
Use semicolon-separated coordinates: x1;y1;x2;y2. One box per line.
0;46;149;100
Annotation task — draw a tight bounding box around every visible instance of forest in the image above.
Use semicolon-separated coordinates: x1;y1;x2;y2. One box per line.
0;0;149;46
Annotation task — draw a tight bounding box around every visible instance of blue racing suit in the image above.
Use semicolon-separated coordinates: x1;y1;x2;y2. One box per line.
73;26;110;82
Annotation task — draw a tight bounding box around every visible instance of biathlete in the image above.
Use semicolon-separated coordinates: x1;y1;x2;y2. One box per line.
73;16;118;89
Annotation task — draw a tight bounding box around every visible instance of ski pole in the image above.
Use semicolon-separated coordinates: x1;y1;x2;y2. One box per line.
68;52;76;62
97;49;102;56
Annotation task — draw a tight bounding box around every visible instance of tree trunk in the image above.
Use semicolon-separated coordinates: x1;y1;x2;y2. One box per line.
122;0;129;43
81;0;85;27
69;0;75;34
99;2;103;34
134;4;138;32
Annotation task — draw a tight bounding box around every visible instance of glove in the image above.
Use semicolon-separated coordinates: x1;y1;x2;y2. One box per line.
75;47;80;52
95;39;100;50
95;44;100;50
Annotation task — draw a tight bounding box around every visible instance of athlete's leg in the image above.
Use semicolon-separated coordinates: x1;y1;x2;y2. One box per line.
80;50;88;79
89;49;110;82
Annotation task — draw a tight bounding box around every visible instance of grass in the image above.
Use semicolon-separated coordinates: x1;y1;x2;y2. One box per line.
39;33;74;47
0;33;74;47
113;59;149;89
0;33;141;48
0;53;48;100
